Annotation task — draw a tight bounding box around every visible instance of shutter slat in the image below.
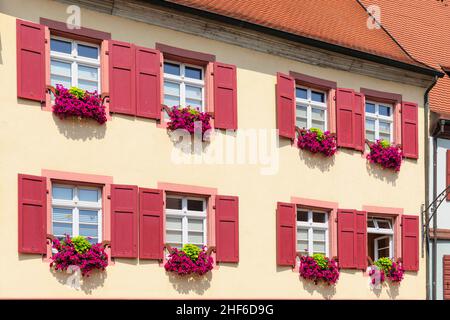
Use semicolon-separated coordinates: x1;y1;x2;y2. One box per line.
16;19;45;102
109;41;136;116
353;93;365;151
337;209;356;268
215;195;239;263
139;188;164;260
276;73;295;140
401;101;419;159
276;202;296;266
111;184;138;258
402;215;419;271
18;174;47;254
136;46;161;119
214;62;237;129
336;88;355;148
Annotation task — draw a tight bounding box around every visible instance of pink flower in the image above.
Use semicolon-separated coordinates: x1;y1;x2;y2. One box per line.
164;246;214;276
299;255;340;285
297;129;337;157
166;106;212;139
366;140;403;171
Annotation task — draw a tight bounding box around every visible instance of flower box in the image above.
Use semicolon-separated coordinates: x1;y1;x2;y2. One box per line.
164;244;214;276
366;139;403;172
297;128;337;157
299;253;340;285
51;85;107;124
50;235;109;277
166;106;212;139
367;257;404;285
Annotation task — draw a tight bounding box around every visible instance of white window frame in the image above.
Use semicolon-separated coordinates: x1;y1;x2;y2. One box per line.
50;35;101;92
296;209;329;256
295;86;328;131
163;60;205;112
365;100;394;143
165;195;207;249
367;217;394;260
51;183;102;243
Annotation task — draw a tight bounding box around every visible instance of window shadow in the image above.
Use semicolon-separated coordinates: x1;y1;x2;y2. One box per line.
298;149;335;172
50;269;107;295
365;162;399;186
0;33;3;65
166;271;212;295
300;277;337;299
53;114;106;141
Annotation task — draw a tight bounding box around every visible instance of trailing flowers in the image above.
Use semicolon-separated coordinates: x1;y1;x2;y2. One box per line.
366;139;403;172
297;128;337;157
166;106;212;138
164;244;214;276
299;253;340;285
368;257;404;285
52;84;107;124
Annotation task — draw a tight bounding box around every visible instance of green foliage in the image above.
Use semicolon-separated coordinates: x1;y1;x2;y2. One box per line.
380;139;391;149
310;128;324;141
312;253;328;269
187;107;200;116
374;257;393;273
69;86;86;99
70;236;92;254
181;244;201;261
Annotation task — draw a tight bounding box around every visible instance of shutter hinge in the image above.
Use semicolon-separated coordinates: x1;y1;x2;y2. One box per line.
44;39;48;44
213;205;216;209
107;195;111;199
105;51;109;55
335;218;338;222
333;95;336;101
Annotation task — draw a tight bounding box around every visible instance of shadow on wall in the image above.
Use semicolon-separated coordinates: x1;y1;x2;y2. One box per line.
298;149;335;172
0;33;3;64
53;114;106;141
365;161;399;186
300;278;337;300
50;269;107;295
167;272;212;295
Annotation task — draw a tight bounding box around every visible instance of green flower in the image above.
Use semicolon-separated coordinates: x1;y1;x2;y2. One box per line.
310;128;324;141
374;257;393;273
380;139;391;149
69;86;86;99
312;253;328;269
181;244;201;261
67;236;92;254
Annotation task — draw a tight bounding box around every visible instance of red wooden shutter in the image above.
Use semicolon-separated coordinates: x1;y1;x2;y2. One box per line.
215;195;239;263
276;202;296;266
336;88;355;148
402;215;419;271
214;62;237;129
355;210;368;269
139;188;164;260
16;19;45;102
444;255;450;300
109;40;136;116
276;73;295;140
337;209;367;269
136;46;161;119
353;93;365;151
110;184;138;258
447;150;450;201
401;101;419;159
18;174;47;254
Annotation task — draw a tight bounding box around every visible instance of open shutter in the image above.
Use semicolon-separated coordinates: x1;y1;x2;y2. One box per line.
338;209;356;268
214;62;237;129
109;40;136;116
139;188;164;260
336;88;355;148
355;210;367;269
18;174;47;254
215;195;239;263
16;19;45;102
136;46;161;119
402;215;419;271
276;73;295;140
276;202;296;266
447;150;450;201
401;101;419;159
353;93;365;151
110;184;138;258
444;255;450;300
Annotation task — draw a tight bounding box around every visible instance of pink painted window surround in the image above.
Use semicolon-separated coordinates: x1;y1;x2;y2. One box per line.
41;169;113;264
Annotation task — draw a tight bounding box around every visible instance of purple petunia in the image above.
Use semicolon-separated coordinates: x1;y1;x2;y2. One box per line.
166;106;212;138
299;255;340;285
297;128;337;157
366;140;403;172
164;246;214;276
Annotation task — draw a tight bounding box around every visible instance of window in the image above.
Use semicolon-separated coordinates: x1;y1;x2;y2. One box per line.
163;61;204;118
365;101;393;143
296;209;328;256
50;36;101;93
51;184;102;244
295;87;327;131
165;195;207;249
367;217;394;260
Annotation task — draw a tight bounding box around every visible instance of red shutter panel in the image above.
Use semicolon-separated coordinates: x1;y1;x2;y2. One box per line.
444;255;450;300
136;46;161;119
276;73;295;140
215;195;239;263
447;150;450;201
336;88;355;148
139;188;164;260
16;19;45;102
402;215;419;271
276;202;296;266
355;210;367;269
401;101;419;159
18;174;47;254
214;62;237;129
110;184;138;258
337;209;356;268
109;40;136;116
353;93;365;151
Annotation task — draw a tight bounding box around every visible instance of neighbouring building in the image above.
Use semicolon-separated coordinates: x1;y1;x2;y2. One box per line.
0;0;443;299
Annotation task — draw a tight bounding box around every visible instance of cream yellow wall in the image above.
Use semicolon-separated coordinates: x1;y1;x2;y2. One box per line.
0;0;427;299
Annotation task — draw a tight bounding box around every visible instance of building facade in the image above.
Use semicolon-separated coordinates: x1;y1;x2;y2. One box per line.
0;0;441;299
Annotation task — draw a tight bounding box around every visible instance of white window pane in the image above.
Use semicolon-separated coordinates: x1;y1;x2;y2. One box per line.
79;224;98;238
51;39;71;54
296;105;307;118
188;232;204;244
379;133;391;142
312;212;326;223
164;62;180;76
311;108;325;121
77;44;99;60
78;80;98;93
379;121;391;133
366;131;376;142
52;208;72;222
78;65;98;81
297;228;308;241
311;120;325;131
166;197;182;210
53;222;72;236
166;230;182;243
188;219;204;232
367;219;375;228
51;60;71;77
186;99;202;109
166;217;182;230
297;211;308;222
296;117;307;129
185;66;202;80
366;119;375;131
52;186;73;200
297;240;308;252
51;75;71;88
296;88;307;99
187;199;204;211
79;210;99;224
313;241;326;253
78;189;99;202
311;91;325;103
186;85;202;100
313;230;326;241
365;103;375;113
377;220;392;230
164;94;180;107
379;105;391;117
167;243;182;250
164;81;180;96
